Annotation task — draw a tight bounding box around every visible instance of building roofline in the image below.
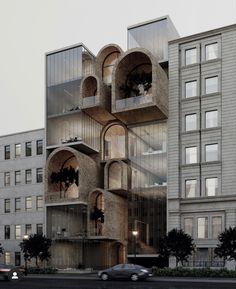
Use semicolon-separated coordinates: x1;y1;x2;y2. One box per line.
45;42;95;57
127;15;169;30
169;23;236;44
0;128;45;139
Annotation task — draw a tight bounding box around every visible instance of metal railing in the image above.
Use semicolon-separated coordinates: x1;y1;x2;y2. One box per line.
183;260;225;268
116;94;153;110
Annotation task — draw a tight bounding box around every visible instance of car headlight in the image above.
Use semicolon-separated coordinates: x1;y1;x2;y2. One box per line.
140;269;148;273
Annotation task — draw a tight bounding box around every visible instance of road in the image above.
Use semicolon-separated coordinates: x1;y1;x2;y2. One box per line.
1;276;236;289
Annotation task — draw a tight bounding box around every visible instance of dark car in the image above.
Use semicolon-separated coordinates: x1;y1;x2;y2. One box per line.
0;264;24;281
98;264;152;281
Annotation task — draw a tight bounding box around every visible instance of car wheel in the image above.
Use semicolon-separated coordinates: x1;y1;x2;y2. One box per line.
8;269;23;282
101;273;109;281
130;273;139;281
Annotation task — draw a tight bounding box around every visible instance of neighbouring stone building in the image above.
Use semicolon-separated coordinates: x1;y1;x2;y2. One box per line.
0;129;45;266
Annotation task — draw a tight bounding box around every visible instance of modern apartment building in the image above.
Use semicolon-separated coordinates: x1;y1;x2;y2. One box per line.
0;129;45;266
168;24;236;268
45;16;179;269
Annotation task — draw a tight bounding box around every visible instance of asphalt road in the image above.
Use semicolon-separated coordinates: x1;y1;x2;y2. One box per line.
1;277;236;289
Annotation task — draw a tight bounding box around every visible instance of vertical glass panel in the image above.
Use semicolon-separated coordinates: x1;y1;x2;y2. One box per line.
185;147;197;164
15;144;21;158
25;197;32;211
15;171;21;185
5;199;10;213
4;172;10;186
109;162;122;189
184;218;193;236
185;179;197;198
37;224;43;235
5;252;11;265
25;224;32;235
212;216;222;238
103;52;120;85
4;225;10;239
15;225;21;239
205;110;218;128
15;198;21;212
36;168;43;183
197;217;208;238
185;114;197;131
104;125;126;160
206;177;218;196
25;170;32;184
15;252;21;266
205;76;218;94
4;145;10;160
36;196;44;211
25;142;32;157
185;48;197;65
205;144;218;162
185;81;197;98
128;121;167;254
36;140;43;155
205;43;218;61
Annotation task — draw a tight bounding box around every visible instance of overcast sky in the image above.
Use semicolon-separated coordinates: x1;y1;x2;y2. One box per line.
0;0;236;136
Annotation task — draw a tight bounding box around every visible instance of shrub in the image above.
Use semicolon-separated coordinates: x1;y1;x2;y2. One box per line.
28;267;58;274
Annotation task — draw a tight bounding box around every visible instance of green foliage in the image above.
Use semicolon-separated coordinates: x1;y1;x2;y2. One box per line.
90;206;104;223
159;228;195;266
120;70;152;98
50;166;79;193
152;267;236;278
27;267;57;274
215;226;236;262
19;234;52;268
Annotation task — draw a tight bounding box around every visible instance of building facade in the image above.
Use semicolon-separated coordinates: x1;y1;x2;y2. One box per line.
45;16;178;269
0;129;45;266
168;24;236;268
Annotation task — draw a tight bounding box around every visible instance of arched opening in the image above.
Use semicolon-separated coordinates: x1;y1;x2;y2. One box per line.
82;76;98;98
104;124;126;160
90;191;105;236
102;51;120;85
109;162;122;189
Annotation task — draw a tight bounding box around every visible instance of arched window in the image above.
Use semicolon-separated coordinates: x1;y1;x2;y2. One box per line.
109;162;122;189
96;193;104;211
104;125;126;160
103;51;120;85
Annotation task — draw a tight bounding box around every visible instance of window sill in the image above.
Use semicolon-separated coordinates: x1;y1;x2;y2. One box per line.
201;161;221;166
201;58;221;65
202;92;220;98
181;63;199;70
181;96;200;102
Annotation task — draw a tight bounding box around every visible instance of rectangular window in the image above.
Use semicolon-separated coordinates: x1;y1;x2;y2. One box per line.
5;252;11;265
197;217;208;238
36;224;43;235
185;80;197;98
185;114;197;131
15;198;21;212
25;197;32;211
206;177;218;196
185;179;197;198
205;43;218;61
185;48;197;65
15;143;21;158
205;76;218;94
205;110;218;128
36;196;43;211
15;225;21;240
25;169;32;184
184;218;193;236
4;145;10;160
15;171;21;185
36;168;43;183
4;225;10;239
25;141;32;157
4;199;10;213
36;140;43;155
4;172;10;186
15;252;21;266
185;146;197;164
25;224;32;236
205;143;218;162
212;216;222;238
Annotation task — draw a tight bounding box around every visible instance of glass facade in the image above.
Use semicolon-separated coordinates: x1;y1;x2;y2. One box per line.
128;121;167;254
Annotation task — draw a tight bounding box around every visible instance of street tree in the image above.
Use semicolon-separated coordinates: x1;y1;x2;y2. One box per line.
159;228;195;266
214;226;236;265
19;234;52;267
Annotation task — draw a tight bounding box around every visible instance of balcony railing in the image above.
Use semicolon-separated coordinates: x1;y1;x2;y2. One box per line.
116;94;153;110
82;95;98;107
183;260;225;268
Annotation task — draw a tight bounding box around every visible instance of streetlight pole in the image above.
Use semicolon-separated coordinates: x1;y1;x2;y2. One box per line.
132;230;138;264
23;235;29;276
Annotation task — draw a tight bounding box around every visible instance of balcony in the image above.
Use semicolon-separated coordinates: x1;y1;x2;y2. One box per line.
112;48;168;124
80;75;116;125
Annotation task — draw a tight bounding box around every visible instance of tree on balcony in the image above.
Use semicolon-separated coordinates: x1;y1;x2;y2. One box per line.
50;166;79;196
120;70;152;98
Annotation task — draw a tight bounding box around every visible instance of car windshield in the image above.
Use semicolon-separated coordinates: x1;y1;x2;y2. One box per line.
112;264;123;270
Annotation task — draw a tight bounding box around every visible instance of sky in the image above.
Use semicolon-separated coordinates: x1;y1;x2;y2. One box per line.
0;0;236;136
